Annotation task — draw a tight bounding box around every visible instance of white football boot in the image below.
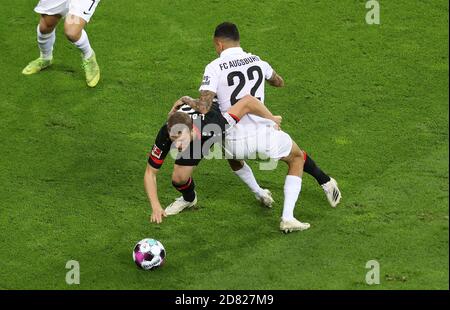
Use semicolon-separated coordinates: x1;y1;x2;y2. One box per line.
256;189;274;208
321;177;341;208
280;218;311;233
165;194;197;215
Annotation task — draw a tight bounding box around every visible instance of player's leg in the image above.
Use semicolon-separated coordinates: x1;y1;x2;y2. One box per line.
250;126;310;233
278;141;311;233
303;153;341;207
228;95;340;206
22;14;61;75
224;96;278;207
64;0;101;87
228;159;274;208
165;165;197;215
64;16;93;56
225;95;281;126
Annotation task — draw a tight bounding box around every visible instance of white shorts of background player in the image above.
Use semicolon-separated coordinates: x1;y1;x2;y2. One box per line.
35;0;100;23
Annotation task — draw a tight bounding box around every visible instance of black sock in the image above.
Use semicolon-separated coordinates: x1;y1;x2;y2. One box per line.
303;153;331;185
172;178;196;202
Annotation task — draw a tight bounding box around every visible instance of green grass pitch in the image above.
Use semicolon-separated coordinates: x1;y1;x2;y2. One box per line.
0;0;448;290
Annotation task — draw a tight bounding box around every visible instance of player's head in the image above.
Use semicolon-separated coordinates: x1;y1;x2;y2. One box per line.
167;112;193;152
213;22;240;55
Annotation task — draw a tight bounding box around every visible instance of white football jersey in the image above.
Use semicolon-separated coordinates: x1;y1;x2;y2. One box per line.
199;47;274;126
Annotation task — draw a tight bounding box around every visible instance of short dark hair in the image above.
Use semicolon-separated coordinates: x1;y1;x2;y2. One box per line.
167;112;193;134
214;22;240;42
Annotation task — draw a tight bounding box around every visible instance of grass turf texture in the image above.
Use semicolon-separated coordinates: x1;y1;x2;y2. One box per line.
0;0;448;290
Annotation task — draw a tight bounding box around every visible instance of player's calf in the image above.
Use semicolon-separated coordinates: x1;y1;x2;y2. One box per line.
303;153;342;207
282;142;305;177
278;142;308;230
22;15;59;75
64;17;100;87
165;178;198;215
172;177;196;203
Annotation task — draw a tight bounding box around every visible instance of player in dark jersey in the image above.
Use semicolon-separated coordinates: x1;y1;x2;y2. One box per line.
147;102;227;171
144;96;282;224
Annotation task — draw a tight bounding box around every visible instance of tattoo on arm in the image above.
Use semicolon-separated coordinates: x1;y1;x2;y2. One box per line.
267;71;285;87
183;90;216;114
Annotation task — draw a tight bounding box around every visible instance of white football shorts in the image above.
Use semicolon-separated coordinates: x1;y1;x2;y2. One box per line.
34;0;100;23
224;120;293;160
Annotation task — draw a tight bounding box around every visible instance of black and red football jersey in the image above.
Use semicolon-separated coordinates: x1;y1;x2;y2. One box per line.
147;103;227;169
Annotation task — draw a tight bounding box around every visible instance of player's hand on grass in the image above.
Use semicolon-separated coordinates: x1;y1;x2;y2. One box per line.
151;206;167;224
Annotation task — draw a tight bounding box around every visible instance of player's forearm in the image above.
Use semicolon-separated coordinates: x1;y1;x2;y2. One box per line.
267;72;285;87
183;98;210;114
144;166;161;210
182;90;216;114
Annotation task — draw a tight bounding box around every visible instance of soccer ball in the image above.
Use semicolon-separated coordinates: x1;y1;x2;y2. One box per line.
133;238;166;270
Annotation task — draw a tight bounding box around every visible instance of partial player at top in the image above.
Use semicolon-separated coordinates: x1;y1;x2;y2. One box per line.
200;22;284;114
22;0;101;88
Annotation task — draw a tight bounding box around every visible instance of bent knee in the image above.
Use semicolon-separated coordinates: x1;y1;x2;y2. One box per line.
171;175;190;186
287;149;305;165
64;26;82;42
296;150;306;162
39;21;56;34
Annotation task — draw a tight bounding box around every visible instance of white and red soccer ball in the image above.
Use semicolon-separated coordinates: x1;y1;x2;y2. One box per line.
133;238;166;270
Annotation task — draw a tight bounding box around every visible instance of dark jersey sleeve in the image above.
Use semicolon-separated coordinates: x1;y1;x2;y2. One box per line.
147;124;172;169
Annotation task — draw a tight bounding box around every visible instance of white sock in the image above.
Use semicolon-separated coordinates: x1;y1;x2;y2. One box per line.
234;162;265;197
282;175;302;221
37;25;55;60
73;30;93;60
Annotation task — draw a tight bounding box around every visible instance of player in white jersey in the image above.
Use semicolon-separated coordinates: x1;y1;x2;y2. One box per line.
172;95;338;233
171;23;285;211
22;0;101;87
177;22;342;232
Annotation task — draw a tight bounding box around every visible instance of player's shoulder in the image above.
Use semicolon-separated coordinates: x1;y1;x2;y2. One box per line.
249;52;270;65
156;123;169;139
242;49;269;63
251;53;272;72
204;57;223;71
160;122;168;131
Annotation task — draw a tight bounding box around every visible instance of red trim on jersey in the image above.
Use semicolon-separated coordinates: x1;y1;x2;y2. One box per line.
303;151;307;162
193;125;201;140
150;156;164;165
177;178;192;191
228;113;240;123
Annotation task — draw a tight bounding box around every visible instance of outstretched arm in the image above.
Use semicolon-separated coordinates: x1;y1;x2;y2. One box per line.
227;95;282;126
144;164;166;224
